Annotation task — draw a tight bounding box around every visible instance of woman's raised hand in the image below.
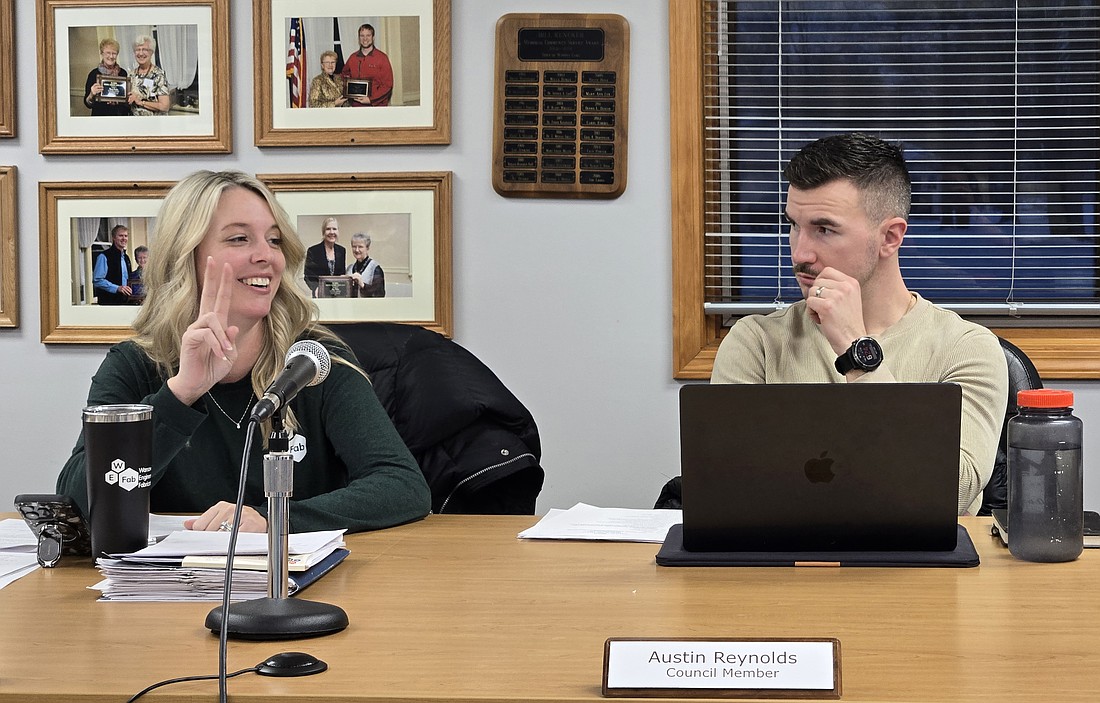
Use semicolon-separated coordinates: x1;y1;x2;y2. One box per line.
166;257;239;406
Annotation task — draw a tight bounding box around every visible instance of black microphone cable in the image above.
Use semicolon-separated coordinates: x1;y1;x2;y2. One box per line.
125;666;258;702
215;418;259;703
124;420;259;703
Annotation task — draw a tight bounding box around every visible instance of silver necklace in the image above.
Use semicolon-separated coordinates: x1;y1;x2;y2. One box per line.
206;391;254;430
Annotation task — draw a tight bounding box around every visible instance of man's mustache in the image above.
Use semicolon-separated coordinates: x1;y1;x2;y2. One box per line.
792;263;818;278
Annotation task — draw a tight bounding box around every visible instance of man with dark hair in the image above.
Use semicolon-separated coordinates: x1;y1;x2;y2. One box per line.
340;23;394;106
93;224;133;305
711;133;1008;515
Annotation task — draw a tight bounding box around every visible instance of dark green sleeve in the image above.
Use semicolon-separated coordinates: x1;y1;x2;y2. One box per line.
285;357;431;533
56;342;208;518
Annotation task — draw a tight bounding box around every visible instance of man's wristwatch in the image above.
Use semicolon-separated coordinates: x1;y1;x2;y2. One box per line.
835;336;883;375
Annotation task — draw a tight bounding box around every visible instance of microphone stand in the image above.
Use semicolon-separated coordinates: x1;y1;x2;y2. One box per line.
206;411;349;640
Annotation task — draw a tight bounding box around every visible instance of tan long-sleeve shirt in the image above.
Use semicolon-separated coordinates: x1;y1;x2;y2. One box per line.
712;293;1008;515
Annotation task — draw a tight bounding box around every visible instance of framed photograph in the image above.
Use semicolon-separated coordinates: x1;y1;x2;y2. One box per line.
36;0;231;154
0;0;14;138
260;171;453;336
0;166;17;327
254;0;451;146
39;180;172;344
96;75;130;103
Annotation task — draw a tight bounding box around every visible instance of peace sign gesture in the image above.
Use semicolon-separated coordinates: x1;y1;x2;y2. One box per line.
165;257;240;406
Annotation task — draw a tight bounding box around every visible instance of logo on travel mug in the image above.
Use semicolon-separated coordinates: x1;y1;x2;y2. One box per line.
104;458;149;491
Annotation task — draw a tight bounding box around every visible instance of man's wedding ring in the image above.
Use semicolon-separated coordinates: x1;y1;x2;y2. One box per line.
815;285;825;298
218;520;232;532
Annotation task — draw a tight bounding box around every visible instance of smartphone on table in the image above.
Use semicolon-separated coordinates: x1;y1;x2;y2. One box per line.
13;494;92;567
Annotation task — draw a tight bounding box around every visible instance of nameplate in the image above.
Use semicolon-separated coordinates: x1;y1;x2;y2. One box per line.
602;638;840;698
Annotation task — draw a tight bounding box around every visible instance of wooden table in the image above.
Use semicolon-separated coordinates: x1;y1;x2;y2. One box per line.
0;515;1095;702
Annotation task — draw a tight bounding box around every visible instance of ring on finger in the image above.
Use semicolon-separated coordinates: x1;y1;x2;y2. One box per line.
218;520;233;532
815;285;825;298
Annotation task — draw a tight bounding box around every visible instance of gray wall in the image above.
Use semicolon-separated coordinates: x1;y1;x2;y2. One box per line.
2;1;1098;516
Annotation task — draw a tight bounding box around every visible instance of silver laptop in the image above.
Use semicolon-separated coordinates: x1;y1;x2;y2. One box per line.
679;383;961;552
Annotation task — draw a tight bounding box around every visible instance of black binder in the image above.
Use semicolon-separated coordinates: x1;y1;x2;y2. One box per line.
289;547;350;594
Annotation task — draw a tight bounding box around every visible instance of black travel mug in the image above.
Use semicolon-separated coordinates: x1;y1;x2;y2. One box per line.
83;404;153;557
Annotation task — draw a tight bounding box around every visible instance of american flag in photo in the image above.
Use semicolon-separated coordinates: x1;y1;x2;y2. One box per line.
286;17;307;108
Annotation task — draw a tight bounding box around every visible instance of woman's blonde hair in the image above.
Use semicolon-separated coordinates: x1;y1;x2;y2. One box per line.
320;50;338;63
132;170;351;417
99;38;120;54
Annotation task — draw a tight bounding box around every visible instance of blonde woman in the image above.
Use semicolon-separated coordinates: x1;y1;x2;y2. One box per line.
57;171;430;533
303;216;346;294
307;50;347;108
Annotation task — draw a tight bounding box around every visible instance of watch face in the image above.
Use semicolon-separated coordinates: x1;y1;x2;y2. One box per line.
853;338;882;366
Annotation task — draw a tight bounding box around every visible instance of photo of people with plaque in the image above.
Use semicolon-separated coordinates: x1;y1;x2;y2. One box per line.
41;181;170;343
286;16;418;109
40;1;229;154
68;25;200;118
261;171;451;335
68;216;156;307
256;0;449;146
297;212;412;299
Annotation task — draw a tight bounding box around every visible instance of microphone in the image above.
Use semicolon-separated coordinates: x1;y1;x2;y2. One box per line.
250;340;332;422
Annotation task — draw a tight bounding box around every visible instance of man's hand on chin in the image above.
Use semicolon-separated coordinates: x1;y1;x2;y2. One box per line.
803;267;867;355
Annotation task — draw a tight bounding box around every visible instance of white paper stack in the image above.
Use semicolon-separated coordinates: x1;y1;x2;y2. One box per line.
91;529;347;602
0;519;40;589
92;559;272;601
0;514;195;590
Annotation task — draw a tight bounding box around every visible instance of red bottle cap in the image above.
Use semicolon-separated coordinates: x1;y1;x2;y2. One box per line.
1017;389;1073;408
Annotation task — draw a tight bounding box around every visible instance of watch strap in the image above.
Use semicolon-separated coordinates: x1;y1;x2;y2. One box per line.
834;336;883;375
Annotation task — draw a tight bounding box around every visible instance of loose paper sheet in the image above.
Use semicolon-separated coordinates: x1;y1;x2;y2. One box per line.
519;503;682;543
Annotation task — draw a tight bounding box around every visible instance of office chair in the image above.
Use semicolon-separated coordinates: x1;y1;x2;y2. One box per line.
330;322;544;515
979;337;1043;516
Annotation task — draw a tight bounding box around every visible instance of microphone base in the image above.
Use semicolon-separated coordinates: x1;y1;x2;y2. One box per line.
206;597;349;640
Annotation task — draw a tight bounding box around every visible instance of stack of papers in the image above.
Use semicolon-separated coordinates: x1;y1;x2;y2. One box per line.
0;514;195;590
94;559;272;602
92;529;347;602
518;503;683;543
0;519;40;589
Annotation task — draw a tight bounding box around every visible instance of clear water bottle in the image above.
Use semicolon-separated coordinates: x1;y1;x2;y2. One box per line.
1007;389;1083;562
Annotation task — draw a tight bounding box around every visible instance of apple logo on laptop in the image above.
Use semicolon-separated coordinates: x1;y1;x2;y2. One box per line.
804;451;835;483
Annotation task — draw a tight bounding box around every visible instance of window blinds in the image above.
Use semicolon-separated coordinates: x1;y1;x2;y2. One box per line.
702;0;1100;318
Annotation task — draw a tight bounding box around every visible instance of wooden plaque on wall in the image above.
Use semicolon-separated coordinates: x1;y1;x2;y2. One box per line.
492;13;629;199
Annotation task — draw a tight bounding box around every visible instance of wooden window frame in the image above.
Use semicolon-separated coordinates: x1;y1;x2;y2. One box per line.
668;0;1100;380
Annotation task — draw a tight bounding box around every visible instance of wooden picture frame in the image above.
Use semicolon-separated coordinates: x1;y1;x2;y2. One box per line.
260;171;453;336
0;167;17;327
254;0;451;146
39;180;172;343
0;0;14;138
36;0;231;154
